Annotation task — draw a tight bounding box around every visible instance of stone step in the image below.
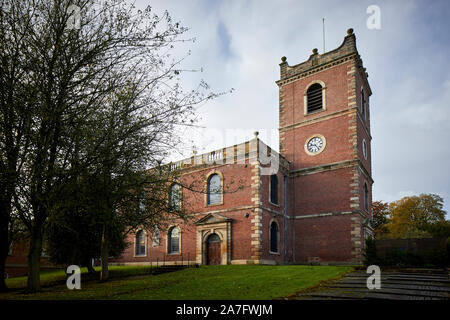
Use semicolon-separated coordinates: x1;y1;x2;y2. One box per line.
347;272;449;279
343;287;449;298
341;276;450;283
330;283;450;292
364;292;445;300
336;278;450;286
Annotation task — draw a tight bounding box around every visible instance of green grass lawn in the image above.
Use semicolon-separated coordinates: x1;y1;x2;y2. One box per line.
1;265;353;300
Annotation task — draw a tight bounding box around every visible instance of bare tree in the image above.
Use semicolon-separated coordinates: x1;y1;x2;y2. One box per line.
0;0;218;292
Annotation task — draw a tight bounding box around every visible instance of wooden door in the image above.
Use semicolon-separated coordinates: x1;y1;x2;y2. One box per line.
206;234;221;265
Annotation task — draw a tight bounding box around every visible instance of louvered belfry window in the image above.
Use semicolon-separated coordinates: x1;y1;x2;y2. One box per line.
307;83;323;113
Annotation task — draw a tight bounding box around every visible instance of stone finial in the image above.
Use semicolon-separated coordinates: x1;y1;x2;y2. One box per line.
281;56;287;63
347;28;354;35
254;131;259;139
312;48;318;54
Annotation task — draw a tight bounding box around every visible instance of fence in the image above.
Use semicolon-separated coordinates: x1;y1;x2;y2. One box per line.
148;253;197;269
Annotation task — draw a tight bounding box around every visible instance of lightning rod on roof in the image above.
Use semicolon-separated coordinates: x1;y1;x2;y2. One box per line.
322;18;325;53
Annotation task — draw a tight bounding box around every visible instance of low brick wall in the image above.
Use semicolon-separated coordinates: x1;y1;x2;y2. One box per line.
375;237;447;258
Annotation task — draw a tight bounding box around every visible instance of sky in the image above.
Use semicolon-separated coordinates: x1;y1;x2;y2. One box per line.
133;0;450;216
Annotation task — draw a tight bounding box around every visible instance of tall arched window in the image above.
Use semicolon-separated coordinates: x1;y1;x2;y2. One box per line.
168;227;180;254
361;87;366;120
306;83;323;113
270;174;278;205
207;174;221;205
169;183;181;210
270;221;279;253
364;183;369;212
135;230;146;256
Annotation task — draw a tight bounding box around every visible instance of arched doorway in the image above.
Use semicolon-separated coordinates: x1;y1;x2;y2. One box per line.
206;233;221;265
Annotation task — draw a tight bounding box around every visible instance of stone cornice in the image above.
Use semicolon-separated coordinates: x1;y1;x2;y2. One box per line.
289;159;358;177
276;54;357;87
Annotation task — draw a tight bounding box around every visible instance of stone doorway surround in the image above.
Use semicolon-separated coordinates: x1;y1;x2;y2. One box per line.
195;213;232;265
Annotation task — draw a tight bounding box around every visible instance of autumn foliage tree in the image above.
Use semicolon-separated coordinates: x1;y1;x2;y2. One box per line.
371;201;390;238
385;194;447;239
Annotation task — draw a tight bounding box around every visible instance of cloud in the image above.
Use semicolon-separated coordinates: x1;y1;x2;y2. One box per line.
134;0;450;217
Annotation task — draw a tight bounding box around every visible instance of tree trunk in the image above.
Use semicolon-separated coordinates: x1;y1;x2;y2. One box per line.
27;230;43;293
100;225;109;281
86;262;95;274
0;199;12;292
0;215;9;292
0;253;7;292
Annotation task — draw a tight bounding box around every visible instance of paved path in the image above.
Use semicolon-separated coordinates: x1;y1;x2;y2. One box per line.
288;268;450;300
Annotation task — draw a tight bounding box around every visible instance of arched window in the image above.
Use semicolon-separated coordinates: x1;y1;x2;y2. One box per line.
169;183;181;210
361;87;366;120
168;227;180;254
306;83;323;113
270;174;278;205
207;174;221;205
270;221;279;253
364;183;369;212
135;230;146;256
152;226;160;247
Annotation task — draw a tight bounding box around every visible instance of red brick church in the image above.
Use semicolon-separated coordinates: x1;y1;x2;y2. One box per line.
6;29;373;274
112;28;374;266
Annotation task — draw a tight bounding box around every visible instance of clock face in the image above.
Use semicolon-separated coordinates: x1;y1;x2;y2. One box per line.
307;136;324;154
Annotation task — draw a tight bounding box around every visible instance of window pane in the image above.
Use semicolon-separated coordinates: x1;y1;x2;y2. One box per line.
135;231;145;255
270;222;278;253
170;184;181;209
208;174;221;205
169;227;180;254
270;174;278;204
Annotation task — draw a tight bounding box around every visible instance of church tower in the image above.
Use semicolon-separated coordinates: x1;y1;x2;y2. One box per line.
277;29;373;263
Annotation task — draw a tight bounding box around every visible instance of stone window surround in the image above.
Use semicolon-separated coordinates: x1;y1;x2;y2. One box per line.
134;229;147;257
167;225;182;256
303;80;327;115
205;170;224;207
